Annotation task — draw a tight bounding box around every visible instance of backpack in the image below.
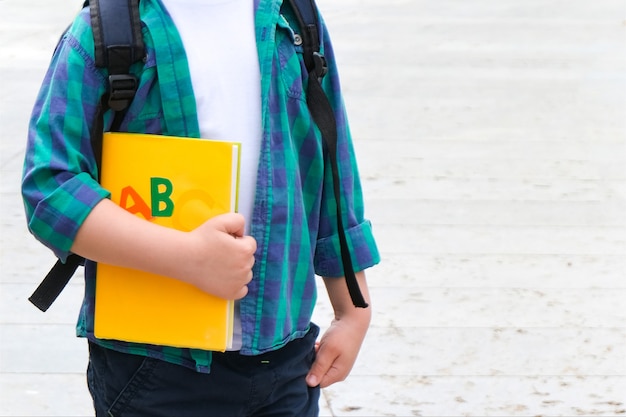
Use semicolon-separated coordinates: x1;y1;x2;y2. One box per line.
29;0;368;312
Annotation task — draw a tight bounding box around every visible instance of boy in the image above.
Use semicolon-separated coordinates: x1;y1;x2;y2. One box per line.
22;0;380;415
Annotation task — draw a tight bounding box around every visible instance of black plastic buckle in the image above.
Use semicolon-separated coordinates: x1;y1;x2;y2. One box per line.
312;52;328;80
107;74;138;111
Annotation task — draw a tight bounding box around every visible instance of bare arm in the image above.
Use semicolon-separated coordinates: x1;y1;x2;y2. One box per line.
306;271;372;388
71;198;256;299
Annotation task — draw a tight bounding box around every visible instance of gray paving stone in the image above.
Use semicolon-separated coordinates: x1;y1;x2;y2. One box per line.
321;376;626;417
0;373;93;417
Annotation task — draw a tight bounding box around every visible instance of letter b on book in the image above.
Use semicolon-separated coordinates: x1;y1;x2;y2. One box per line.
151;177;174;217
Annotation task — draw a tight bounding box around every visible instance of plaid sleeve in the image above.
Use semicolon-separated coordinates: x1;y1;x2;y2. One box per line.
312;17;381;277
22;10;110;261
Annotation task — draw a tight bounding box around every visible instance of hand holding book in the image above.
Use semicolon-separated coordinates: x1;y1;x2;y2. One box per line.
184;212;256;300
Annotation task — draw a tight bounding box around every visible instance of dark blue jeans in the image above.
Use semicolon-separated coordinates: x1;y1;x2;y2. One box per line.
87;325;320;417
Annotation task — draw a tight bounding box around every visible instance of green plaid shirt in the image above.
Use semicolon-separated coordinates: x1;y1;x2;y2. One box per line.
22;0;379;372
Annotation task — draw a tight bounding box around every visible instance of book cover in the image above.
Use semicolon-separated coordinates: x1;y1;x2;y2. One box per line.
94;132;240;351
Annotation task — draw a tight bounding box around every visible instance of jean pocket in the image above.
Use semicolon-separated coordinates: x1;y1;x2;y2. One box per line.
88;343;159;417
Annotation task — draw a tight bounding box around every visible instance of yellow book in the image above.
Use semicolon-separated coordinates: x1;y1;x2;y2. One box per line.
94;132;241;351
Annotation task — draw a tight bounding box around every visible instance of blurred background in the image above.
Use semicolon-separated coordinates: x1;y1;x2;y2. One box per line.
1;0;625;415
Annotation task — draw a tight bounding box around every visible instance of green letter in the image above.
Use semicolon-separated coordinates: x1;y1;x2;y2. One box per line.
150;177;174;217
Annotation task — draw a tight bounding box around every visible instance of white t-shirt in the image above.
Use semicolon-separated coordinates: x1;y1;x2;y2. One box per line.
160;0;261;350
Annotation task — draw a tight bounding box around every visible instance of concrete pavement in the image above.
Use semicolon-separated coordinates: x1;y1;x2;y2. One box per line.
2;0;626;415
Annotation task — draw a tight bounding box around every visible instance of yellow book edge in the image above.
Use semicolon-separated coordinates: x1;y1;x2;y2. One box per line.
94;132;241;351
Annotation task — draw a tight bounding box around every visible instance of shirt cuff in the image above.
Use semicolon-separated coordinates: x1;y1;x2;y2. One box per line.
314;219;381;278
29;172;110;261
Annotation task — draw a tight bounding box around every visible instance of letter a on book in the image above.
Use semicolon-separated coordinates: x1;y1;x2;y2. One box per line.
95;132;241;351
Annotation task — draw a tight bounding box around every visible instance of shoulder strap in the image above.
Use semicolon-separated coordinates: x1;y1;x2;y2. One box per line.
89;0;144;176
90;0;145;112
287;0;368;308
29;0;144;312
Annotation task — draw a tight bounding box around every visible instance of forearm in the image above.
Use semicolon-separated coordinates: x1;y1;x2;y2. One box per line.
71;198;256;300
322;271;372;325
71;198;190;280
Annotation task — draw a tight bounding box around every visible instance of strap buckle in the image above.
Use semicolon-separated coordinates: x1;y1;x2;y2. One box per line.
312;52;328;80
107;74;138;111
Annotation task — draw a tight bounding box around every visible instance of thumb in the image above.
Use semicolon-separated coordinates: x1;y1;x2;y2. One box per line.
212;212;245;238
306;348;332;387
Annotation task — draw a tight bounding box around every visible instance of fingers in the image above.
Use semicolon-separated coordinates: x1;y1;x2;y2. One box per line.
221;236;255;300
306;342;346;388
212;213;257;256
306;358;325;387
233;282;249;300
186;213;257;300
213;212;246;238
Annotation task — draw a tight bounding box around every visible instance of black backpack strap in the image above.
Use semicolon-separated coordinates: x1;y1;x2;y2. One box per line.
89;0;145;175
30;0;144;312
91;0;145;111
28;254;84;312
287;0;368;308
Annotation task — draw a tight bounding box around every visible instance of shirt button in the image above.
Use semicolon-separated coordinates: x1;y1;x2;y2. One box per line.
294;34;303;46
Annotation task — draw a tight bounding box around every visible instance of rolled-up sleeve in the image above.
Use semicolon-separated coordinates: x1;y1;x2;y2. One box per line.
312;17;380;277
314;219;380;277
22;12;110;261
